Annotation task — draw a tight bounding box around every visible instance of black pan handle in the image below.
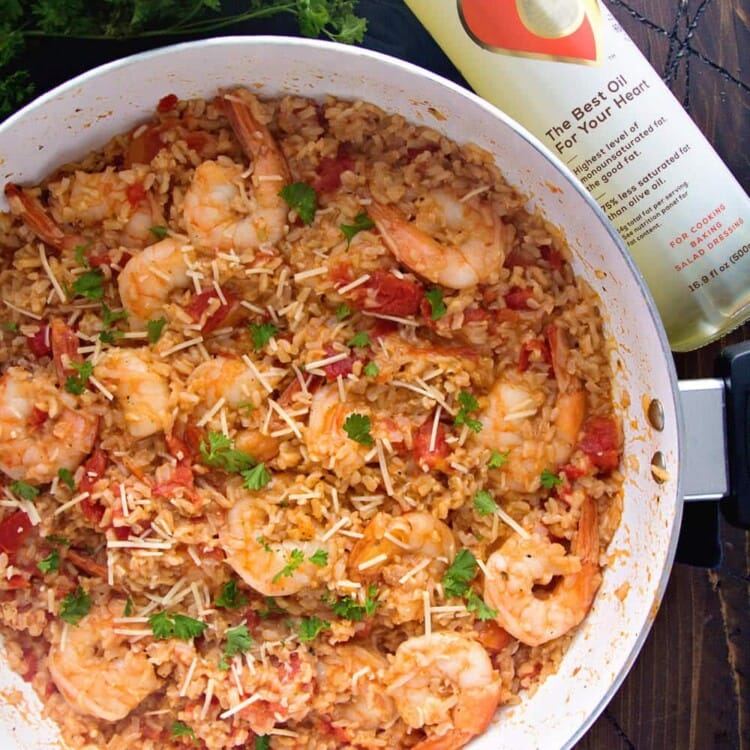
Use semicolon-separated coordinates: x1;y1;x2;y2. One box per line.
717;340;750;529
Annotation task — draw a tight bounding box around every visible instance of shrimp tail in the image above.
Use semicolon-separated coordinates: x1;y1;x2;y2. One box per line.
5;183;68;252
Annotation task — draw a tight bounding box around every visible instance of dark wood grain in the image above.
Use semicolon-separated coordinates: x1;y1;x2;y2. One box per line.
576;3;750;749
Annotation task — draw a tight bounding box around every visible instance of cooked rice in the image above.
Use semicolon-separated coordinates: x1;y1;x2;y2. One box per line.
0;88;624;750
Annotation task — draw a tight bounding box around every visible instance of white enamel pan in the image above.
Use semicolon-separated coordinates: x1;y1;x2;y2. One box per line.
0;37;683;750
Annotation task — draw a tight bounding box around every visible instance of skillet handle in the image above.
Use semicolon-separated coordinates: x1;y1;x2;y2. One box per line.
716;341;750;529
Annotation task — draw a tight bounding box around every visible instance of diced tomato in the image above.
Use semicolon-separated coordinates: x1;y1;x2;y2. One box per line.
474;620;513;652
125;182;147;207
329;261;353;287
88;251;113;268
540;244;564;270
559;462;588;482
0;511;32;556
321;344;355;381
185;289;241;334
27;407;48;430
157;93;179;113
184;130;214;156
351;270;424;316
166;434;193;463
578;416;621;472
412;414;450;472
518;338;550;373
313;154;355;193
50;318;82;383
152;465;196;500
80;499;105;525
504;286;534;310
125;123;166;167
318;717;350;743
79;449;107;505
26;325;51;359
5;575;31;590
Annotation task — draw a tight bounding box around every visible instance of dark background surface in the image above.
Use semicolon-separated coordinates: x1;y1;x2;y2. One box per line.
9;1;750;748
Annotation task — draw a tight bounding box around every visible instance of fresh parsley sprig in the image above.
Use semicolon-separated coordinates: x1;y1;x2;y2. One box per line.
148;610;207;640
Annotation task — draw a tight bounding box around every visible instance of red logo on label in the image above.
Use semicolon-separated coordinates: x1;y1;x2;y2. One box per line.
458;0;602;64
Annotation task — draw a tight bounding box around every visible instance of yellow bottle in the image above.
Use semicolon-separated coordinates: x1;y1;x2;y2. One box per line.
405;0;750;351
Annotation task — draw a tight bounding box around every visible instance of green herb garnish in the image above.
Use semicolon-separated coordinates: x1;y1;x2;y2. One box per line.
271;549;305;584
146;316;167;344
335;304;351;321
124;596;134;617
249;321;279;351
347;331;370;348
215;579;249;610
219;624;253;670
343;413;373;446
71;268;104;301
171;720;196;742
453;391;483;433
279;182;318;225
424;287;447;320
540;469;563;489
298;616;331;643
2;321;19;333
64;360;93;395
326;585;378;621
45;534;71;547
60;586;91;625
488;450;510;469
472;489;497;517
199;431;256;472
442;549;477;599
148;611;207;640
241;462;272;491
309;549;328;567
466;589;498;621
149;225;168;240
256;736;271;750
37;549;60;574
363;360;379;377
340;212;374;248
9;480;40;501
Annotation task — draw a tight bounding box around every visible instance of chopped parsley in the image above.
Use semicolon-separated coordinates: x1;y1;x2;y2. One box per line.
256;737;271;750
9;480;40;501
488;450;510;469
453;390;483;433
148;611;208;641
2;321;19;333
219;624;253;670
335;303;351;321
473;489;497;517
99;304;128;343
347;331;370;348
343;413;373;446
249;321;279;351
326;585;378;621
241;462;272;491
466;590;498;621
64;360;93;395
540;469;563;489
171;720;196;742
149;225;168;240
279;182;318;225
340;211;374;248
442;549;478;599
37;549;60;574
298;616;331;643
147;316;167;344
309;549;328;567
74;244;89;268
424;287;447;320
363;360;379;377
215;579;249;610
71;268;105;301
256;536;272;553
271;549;305;584
45;534;71;547
199;431;256;473
60;586;91;625
124;596;134;617
258;597;284;619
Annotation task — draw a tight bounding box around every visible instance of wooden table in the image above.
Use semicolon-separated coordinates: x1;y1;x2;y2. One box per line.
579;3;750;748
6;1;749;747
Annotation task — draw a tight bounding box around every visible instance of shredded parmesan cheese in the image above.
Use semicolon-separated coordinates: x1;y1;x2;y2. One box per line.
337;273;371;294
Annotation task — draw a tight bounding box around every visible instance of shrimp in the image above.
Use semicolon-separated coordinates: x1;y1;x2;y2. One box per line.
116;237;193;325
305;383;410;476
483;496;602;647
47;598;162;722
369;189;505;289
220;483;335;597
93;348;172;438
183;90;290;252
386;632;502;750
314;644;397;732
0;367;98;485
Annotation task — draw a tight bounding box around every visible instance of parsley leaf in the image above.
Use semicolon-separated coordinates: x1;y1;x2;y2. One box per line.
148;611;207;641
424;287;447;320
453;390;483;433
258;596;284;619
171;720;196;741
219;624;253;669
101;304;128;327
60;586;91;625
199;431;256;473
466;589;498;621
488;450;510;469
271;548;305;584
149;225;168;240
64;360;93;395
241;462;272;491
279;182;318;225
2;321;19;333
347;331;370;348
343;413;373;446
71;268;104;301
309;549;328;567
124;597;134;617
340;212;374;248
256;737;271;750
37;549;60;574
473;489;497;517
298;616;331;643
9;480;39;501
145;316;167;344
74;244;89;268
249;321;278;351
363;360;379;377
215;579;249;610
327;585;378;621
540;469;563;489
335;304;351;321
442;549;477;598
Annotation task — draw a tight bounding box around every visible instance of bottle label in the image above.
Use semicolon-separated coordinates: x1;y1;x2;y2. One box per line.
459;0;602;64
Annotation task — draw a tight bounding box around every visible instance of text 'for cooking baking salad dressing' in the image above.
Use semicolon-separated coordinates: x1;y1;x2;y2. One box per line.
404;0;750;351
